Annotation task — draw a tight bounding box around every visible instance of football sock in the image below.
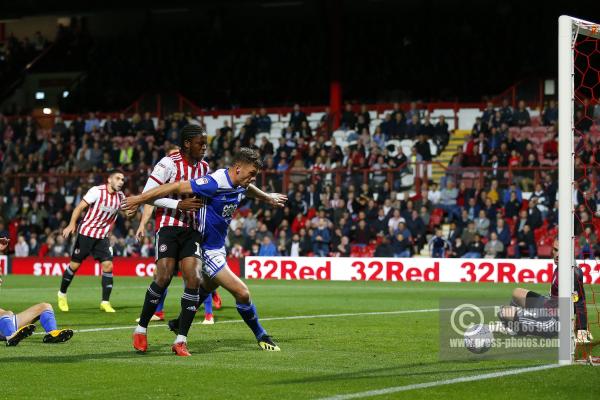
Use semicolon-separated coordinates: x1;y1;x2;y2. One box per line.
0;315;16;337
204;293;213;315
178;287;200;336
39;310;58;333
138;282;166;328
59;266;76;293
156;288;168;313
236;302;266;339
101;272;113;301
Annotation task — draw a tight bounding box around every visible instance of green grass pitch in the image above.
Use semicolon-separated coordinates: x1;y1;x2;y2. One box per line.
0;275;599;399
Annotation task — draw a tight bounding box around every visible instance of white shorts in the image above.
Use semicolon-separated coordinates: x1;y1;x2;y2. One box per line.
201;247;228;279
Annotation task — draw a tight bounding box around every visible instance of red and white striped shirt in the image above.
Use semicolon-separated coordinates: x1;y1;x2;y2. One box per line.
145;151;209;231
79;184;125;239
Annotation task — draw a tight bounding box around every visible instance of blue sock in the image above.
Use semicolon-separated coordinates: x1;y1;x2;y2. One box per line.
40;310;58;333
156;287;167;313
236;302;266;339
0;315;16;337
204;294;213;315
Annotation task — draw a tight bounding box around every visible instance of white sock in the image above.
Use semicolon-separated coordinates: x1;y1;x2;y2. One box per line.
175;335;187;344
58;291;66;296
135;325;147;334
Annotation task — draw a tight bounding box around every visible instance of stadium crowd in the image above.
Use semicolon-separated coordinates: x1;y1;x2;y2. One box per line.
1;99;599;260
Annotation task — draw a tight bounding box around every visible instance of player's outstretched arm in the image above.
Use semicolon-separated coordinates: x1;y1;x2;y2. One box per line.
122;181;193;212
62;200;89;238
247;184;287;208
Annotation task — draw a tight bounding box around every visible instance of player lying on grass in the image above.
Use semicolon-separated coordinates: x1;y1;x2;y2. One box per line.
0;237;73;346
123;148;287;355
496;239;594;343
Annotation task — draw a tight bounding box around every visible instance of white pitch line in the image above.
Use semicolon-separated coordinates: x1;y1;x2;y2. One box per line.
315;364;562;400
32;307;462;335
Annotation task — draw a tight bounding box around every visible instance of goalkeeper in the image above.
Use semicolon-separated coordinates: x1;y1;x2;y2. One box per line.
497;239;593;343
0;237;74;346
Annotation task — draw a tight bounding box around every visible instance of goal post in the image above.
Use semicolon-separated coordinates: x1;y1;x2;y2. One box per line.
558;15;600;365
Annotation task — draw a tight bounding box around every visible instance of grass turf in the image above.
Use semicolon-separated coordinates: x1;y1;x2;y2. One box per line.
0;275;599;399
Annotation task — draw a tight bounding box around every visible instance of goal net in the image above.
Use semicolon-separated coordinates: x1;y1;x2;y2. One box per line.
559;15;600;365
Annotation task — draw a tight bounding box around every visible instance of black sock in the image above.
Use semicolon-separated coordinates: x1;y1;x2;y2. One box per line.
138;282;166;328
178;287;200;337
60;267;76;293
101;272;113;301
174;286;211;325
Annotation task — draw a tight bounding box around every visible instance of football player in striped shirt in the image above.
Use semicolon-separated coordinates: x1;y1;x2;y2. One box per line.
125;148;287;355
58;170;130;313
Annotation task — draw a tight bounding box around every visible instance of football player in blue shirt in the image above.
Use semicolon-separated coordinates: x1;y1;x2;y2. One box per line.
125;148;286;355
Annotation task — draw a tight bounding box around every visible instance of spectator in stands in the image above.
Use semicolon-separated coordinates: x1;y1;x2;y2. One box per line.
543;133;558;161
405;115;422;139
493;218;512;248
500;98;514;125
340;103;357;130
577;226;598;259
387;209;404;235
84;112;101;133
374;235;394;257
461;221;478;245
14;234;29;257
257;108;272;133
429;228;450;258
258;236;279;256
428;182;441;206
526;198;543;230
515;224;536;258
392;233;411;257
433;115;450;151
414;134;431;161
484;232;504;258
513;100;531;127
289;104;307;131
481;102;496;125
439;180;459;221
475;209;491;237
312;218;331;256
542;99;558;126
389;112;406;139
463;233;484;258
448;236;466;258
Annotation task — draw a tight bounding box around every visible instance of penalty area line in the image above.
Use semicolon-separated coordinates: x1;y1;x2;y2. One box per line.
33;307;464;335
314;364;562;400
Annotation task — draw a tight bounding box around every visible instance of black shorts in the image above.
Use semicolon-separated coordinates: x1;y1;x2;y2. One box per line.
155;226;203;262
71;235;113;263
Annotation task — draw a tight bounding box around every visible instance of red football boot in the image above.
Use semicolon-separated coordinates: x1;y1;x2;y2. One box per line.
133;332;147;352
172;341;192;356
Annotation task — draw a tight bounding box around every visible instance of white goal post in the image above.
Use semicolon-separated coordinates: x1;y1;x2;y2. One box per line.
558;15;600;365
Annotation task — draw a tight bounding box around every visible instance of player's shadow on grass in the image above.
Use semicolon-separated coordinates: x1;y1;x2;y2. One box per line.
272;361;544;385
0;350;171;364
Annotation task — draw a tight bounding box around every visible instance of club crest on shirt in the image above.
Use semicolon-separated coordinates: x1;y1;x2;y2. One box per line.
159;244;167;252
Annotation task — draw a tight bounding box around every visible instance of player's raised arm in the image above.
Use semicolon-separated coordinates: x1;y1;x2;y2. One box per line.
62;199;90;238
246;184;287;208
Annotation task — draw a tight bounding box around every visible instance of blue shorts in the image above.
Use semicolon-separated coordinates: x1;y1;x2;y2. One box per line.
200;247;227;279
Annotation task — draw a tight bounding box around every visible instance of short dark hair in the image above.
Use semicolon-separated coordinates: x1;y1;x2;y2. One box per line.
180;125;207;147
232;147;263;169
108;169;124;177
